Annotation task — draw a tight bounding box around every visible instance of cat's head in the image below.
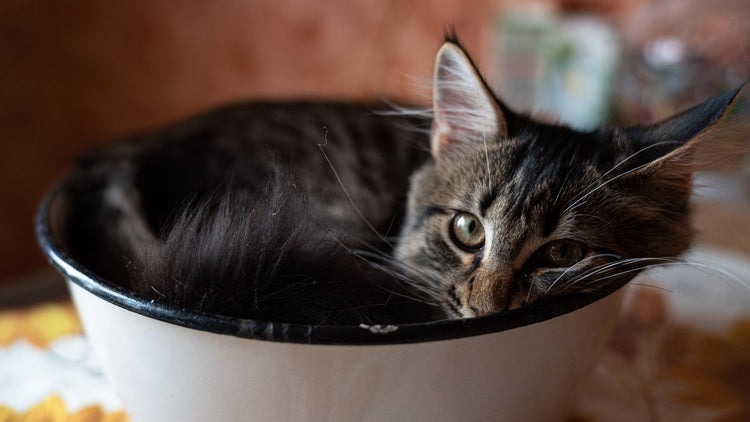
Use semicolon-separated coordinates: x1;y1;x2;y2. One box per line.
395;38;744;318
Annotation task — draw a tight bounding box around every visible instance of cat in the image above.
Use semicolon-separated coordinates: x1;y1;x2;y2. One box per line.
64;34;744;325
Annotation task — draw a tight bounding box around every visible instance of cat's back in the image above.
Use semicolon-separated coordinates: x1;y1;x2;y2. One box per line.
64;101;433;323
76;102;427;220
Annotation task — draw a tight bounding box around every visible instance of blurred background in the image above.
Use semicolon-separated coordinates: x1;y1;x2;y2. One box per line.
1;0;749;300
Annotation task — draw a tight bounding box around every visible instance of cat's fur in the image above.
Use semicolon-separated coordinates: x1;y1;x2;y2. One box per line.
65;36;744;325
67;103;436;324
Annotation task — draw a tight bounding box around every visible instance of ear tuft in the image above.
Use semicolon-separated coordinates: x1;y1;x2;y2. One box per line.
443;27;460;45
621;85;747;206
632;86;746;174
642;85;743;147
431;42;507;158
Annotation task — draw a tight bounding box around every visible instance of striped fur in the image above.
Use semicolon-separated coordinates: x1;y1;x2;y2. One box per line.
66;37;744;323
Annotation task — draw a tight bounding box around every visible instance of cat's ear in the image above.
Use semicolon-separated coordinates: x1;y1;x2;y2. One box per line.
622;86;745;204
640;86;743;156
431;41;508;159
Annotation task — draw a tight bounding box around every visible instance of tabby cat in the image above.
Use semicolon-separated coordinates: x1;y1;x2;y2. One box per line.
66;36;743;325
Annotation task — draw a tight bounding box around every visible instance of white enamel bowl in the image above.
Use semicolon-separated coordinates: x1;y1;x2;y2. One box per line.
37;180;625;422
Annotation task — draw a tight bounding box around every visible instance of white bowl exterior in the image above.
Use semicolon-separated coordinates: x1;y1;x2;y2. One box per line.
69;281;621;422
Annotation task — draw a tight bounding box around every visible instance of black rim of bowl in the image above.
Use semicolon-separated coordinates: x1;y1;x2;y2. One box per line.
36;177;627;346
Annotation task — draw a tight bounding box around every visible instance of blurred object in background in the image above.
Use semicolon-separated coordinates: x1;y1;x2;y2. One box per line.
492;3;557;115
541;15;619;129
493;2;620;129
611;0;750;207
493;0;750;206
613;0;749;125
608;0;750;250
491;0;750;255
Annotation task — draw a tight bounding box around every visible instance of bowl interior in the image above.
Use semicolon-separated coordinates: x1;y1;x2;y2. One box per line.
36;177;629;345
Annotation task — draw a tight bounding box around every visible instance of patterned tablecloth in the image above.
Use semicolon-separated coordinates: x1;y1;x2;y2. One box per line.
1;247;749;422
0;302;128;421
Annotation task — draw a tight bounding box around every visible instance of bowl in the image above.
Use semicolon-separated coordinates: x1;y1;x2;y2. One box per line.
36;177;625;422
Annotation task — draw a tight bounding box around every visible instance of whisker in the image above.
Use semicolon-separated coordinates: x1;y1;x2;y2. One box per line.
567;257;749;295
366;262;445;307
564;257;673;288
375;102;433;135
356;259;443;307
576;262;677;287
346;244;440;305
338;230;445;292
375;102;433;119
353;249;444;293
311;222;443;305
549;257;672;294
482;125;493;195
563;143;682;215
664;259;749;290
543;253;621;295
585;141;682;193
552;167;574;209
318;127;394;249
627;283;674;294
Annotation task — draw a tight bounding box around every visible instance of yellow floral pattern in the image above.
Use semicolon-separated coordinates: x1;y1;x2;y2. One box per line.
0;396;129;422
0;303;81;348
0;304;129;421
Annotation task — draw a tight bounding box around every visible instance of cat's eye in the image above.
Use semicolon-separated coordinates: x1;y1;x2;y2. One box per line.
538;240;585;268
450;212;485;250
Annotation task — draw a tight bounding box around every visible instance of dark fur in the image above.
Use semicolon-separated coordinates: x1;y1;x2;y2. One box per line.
67;103;438;324
64;38;743;324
